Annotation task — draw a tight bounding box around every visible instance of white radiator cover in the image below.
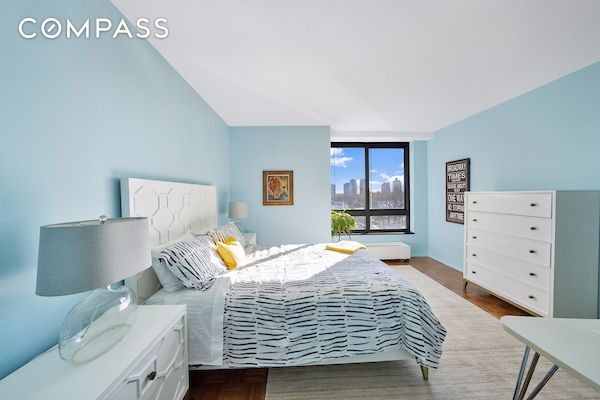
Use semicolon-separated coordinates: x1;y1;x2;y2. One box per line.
366;242;411;260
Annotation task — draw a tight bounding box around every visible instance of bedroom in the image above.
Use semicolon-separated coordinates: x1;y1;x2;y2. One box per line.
1;1;599;399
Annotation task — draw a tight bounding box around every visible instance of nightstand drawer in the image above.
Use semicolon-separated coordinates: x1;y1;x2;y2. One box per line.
106;315;187;400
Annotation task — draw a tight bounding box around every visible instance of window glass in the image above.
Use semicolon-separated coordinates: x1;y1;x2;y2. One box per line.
370;215;407;231
368;148;405;209
330;147;365;210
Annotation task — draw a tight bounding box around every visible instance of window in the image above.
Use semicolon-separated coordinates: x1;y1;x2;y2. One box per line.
331;142;410;233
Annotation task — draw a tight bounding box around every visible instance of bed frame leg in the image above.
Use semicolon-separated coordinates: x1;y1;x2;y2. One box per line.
420;366;429;380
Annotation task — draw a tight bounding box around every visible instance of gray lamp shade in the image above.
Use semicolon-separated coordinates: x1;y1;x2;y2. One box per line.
36;217;151;296
229;201;248;219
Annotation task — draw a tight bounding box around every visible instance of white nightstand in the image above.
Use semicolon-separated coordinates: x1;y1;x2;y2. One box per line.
243;232;257;246
0;305;188;400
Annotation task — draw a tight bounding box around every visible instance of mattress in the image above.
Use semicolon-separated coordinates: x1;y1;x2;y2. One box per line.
147;244;446;368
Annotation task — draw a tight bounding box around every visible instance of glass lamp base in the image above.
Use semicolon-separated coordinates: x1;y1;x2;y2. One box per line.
59;285;137;364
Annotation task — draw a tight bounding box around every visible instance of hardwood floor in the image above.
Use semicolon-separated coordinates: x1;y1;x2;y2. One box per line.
187;256;530;400
188;368;268;400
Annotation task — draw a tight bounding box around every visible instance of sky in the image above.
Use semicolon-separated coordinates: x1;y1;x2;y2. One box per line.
330;147;405;193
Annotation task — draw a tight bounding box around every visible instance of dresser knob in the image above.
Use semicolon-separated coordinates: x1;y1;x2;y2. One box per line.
529;249;536;254
147;371;157;381
530;203;537;207
472;236;477;239
471;270;477;274
472;253;477;257
528;295;535;300
529;272;537;277
530;226;537;231
473;219;478;222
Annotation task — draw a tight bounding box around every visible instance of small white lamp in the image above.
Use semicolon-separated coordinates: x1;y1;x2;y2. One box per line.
36;216;150;364
229;201;248;226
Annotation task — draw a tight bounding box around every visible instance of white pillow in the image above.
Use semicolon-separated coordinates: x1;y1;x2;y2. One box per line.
159;235;227;291
208;222;246;247
151;232;195;292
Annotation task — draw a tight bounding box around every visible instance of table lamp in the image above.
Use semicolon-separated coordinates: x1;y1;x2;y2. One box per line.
36;216;150;364
229;201;248;226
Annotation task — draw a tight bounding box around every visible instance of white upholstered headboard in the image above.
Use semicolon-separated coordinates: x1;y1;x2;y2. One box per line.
120;178;218;302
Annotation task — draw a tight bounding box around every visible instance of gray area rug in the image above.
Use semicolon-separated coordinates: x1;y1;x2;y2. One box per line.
266;266;599;399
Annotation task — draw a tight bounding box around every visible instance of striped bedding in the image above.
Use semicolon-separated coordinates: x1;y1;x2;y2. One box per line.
222;244;446;369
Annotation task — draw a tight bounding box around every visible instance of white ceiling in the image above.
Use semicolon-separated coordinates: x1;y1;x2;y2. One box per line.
113;0;600;138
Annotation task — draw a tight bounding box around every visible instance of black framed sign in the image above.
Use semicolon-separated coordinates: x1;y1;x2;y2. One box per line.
446;158;470;224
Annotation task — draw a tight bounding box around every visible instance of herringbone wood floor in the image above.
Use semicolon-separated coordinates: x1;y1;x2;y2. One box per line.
187;257;530;400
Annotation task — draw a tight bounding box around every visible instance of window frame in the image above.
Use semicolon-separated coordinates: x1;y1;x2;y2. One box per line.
331;142;411;234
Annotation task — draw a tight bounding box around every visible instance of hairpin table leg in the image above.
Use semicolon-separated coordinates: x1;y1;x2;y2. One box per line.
518;352;540;400
513;346;530;400
525;365;559;400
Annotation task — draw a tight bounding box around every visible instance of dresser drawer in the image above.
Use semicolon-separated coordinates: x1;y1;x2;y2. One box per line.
467;228;551;267
466;262;550;316
467;211;552;243
106;316;187;400
465;246;551;290
467;192;552;218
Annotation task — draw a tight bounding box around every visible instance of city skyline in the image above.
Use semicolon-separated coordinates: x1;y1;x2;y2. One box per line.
332;176;404;197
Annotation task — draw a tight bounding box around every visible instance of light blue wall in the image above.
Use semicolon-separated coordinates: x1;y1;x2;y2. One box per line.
229;127;331;245
427;62;600;270
357;141;429;256
0;0;229;379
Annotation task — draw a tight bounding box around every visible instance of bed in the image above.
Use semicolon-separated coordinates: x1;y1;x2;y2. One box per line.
121;178;446;380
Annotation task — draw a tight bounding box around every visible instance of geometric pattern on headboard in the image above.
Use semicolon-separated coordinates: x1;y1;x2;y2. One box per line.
120;178;217;246
120;178;218;302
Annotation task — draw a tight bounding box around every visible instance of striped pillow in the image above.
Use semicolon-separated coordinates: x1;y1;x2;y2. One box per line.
209;223;246;247
159;235;227;290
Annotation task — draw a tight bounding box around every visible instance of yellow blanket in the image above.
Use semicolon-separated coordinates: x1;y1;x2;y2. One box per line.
325;240;366;254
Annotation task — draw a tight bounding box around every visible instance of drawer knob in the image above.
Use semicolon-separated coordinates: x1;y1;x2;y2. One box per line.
530;203;537;207
528;295;536;300
472;236;477;239
473;201;478;204
473;219;478;222
529;249;536;254
529;272;537;277
147;371;157;381
530;226;537;231
472;253;477;257
471;270;477;274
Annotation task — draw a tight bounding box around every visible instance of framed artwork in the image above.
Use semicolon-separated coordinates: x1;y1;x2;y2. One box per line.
446;158;470;224
263;170;294;206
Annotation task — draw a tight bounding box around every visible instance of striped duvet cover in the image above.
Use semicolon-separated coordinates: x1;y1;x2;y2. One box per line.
222;244;446;369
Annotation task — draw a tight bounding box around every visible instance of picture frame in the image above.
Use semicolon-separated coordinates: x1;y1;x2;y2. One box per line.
263;170;294;206
446;158;470;224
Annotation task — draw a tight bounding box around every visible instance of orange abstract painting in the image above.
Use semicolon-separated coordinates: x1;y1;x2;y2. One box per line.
263;171;294;205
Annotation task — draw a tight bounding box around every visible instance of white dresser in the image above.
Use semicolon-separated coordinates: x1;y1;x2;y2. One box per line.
464;191;600;318
0;305;188;400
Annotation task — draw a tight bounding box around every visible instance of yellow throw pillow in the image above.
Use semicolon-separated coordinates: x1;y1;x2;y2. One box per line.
216;236;246;269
